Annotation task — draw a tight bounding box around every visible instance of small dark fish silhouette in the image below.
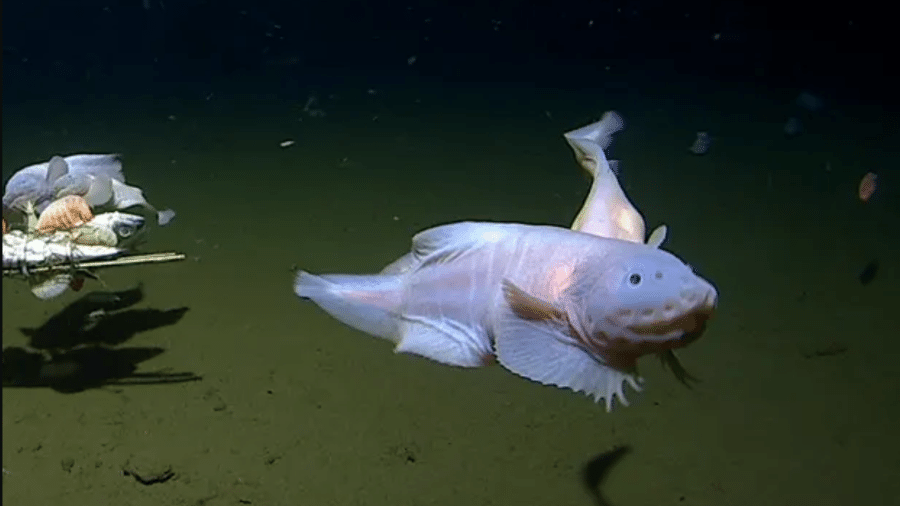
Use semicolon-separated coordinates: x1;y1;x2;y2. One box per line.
859;259;879;286
582;445;632;506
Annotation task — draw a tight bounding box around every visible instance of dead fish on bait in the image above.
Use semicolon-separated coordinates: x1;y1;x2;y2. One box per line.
3;154;175;228
3;212;147;299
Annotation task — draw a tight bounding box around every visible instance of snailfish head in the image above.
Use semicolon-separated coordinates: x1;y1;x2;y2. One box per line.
576;244;718;370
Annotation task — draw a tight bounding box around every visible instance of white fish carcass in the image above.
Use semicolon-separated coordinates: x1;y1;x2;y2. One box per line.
3;212;146;299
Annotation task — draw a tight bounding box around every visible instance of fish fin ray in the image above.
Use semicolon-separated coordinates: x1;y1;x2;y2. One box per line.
495;297;642;411
395;317;492;367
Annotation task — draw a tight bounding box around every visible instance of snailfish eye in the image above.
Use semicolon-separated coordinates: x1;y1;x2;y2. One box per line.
115;223;135;238
628;273;642;285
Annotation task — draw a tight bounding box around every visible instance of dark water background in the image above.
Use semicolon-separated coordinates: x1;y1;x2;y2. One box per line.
3;1;898;504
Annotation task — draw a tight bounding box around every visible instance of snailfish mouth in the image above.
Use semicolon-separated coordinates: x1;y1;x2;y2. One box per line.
621;287;718;337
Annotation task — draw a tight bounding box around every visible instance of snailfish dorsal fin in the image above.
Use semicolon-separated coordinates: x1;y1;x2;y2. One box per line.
646;224;668;248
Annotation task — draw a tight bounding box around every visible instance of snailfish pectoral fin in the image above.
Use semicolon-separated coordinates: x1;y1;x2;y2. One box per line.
495;280;642;411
